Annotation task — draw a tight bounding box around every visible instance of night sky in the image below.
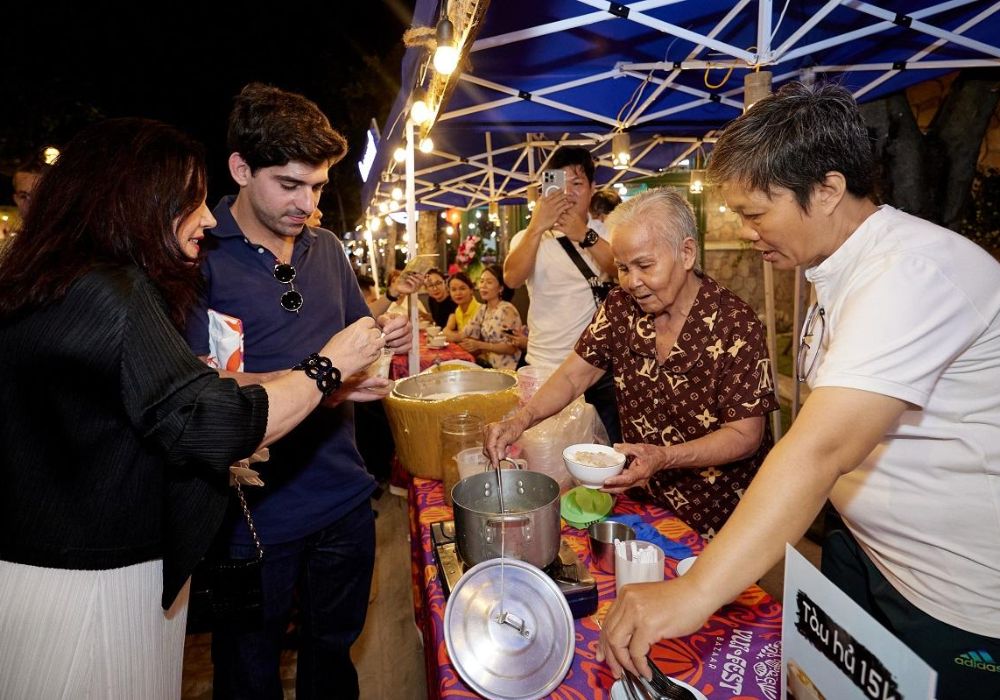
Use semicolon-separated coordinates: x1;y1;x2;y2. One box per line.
1;1;417;230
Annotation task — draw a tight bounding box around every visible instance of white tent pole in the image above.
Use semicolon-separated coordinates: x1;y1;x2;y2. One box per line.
405;118;419;377
756;0;773;62
852;1;1000;58
778;0;974;64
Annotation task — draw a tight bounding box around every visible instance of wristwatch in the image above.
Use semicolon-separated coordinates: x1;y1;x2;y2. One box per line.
579;228;600;249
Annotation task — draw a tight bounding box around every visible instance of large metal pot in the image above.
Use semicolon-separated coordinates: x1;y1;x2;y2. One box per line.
384;369;518;480
452;464;561;569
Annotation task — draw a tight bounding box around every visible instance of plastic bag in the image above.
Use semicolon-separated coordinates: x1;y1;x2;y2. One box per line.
514;396;610;493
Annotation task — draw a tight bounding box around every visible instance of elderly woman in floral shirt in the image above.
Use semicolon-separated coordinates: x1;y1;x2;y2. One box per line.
486;188;776;538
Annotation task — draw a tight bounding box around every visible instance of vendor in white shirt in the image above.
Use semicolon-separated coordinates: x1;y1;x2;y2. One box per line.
597;82;1000;700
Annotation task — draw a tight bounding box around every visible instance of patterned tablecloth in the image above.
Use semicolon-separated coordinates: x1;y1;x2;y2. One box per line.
389;331;476;380
408;477;784;699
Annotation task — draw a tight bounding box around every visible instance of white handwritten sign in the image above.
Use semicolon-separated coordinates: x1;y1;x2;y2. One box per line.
781;545;936;700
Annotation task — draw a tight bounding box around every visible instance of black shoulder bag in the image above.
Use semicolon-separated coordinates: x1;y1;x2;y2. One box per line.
556;236;615;306
186;483;265;634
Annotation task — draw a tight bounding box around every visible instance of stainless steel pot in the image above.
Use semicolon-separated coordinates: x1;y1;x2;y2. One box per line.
452;463;561;569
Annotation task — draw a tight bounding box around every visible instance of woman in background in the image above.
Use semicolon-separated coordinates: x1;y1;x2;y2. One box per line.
423;267;456;327
0;118;384;698
443;271;480;341
459;264;523;370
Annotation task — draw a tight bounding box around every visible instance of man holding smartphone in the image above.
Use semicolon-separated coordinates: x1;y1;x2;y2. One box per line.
504;146;621;442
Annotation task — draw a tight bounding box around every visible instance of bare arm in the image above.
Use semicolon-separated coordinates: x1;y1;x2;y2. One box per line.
200;317;386;447
586;237;618;278
483;352;605;465
197;357;288;386
504;191;570;288
602;415;765;493
597;386;909;679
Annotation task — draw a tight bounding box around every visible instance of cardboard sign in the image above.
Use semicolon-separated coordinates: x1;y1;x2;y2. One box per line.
781;545;936;700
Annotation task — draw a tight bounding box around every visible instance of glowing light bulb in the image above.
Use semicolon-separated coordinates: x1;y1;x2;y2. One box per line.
433;19;459;75
393;146;406;163
410;97;431;125
419;137;434;153
391;186;404;201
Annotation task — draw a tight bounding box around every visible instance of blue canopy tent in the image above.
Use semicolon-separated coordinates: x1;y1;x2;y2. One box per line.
361;0;1000;214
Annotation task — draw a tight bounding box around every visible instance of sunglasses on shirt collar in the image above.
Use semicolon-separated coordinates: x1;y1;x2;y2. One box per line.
273;263;303;312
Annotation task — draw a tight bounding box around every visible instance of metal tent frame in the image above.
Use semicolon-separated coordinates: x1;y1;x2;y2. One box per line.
362;0;1000;215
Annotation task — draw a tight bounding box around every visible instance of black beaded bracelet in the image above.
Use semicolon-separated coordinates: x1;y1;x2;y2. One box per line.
292;353;342;396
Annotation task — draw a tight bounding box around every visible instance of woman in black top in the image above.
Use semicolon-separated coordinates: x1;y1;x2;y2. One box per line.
0;119;385;698
423;267;456;327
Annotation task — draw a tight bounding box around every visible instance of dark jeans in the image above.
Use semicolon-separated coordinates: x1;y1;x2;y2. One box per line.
212;499;376;700
822;512;1000;700
354;400;395;482
583;369;622;445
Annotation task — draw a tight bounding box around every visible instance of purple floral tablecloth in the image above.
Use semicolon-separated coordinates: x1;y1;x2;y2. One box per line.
408;477;783;699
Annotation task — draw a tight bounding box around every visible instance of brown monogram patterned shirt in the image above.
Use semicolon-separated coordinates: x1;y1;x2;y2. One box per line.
575;275;777;539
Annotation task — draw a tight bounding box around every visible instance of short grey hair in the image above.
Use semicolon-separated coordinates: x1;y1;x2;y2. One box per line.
707;81;874;210
605;187;698;257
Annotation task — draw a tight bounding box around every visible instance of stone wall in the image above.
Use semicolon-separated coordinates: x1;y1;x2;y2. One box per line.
700;186;798;333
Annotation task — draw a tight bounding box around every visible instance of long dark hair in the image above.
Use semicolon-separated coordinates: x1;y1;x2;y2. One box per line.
481;264;514;302
0;118;207;329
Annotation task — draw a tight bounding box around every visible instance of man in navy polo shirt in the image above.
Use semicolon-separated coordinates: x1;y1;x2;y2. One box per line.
185;83;411;700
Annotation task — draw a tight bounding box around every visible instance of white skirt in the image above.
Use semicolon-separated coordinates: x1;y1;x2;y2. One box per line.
0;559;188;700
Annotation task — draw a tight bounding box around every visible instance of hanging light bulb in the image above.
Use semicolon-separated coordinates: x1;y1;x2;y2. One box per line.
488;201;499;223
526;184;539;211
689;170;704;195
419;136;434;153
611;132;630;170
433;17;459;75
410;90;432;125
393;146;407;163
43;146;61;165
378;200;390;214
445;225;455;235
391;186;404;201
369;216;381;231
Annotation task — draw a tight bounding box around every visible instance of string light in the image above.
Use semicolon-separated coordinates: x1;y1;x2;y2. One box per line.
611;132;630;170
689;170;704;194
393;146;407;163
419;137;434;153
433;14;459;75
410;90;432;125
391;186;404;201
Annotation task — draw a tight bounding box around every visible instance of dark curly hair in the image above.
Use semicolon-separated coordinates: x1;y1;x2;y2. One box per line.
0;118;207;329
227;83;348;172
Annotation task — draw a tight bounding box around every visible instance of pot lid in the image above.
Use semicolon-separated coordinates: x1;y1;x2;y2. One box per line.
444;558;574;700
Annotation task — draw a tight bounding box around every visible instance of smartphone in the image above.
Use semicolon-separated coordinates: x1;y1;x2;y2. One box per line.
540;169;566;196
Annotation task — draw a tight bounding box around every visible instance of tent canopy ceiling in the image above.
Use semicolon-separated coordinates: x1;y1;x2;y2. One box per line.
362;0;1000;213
